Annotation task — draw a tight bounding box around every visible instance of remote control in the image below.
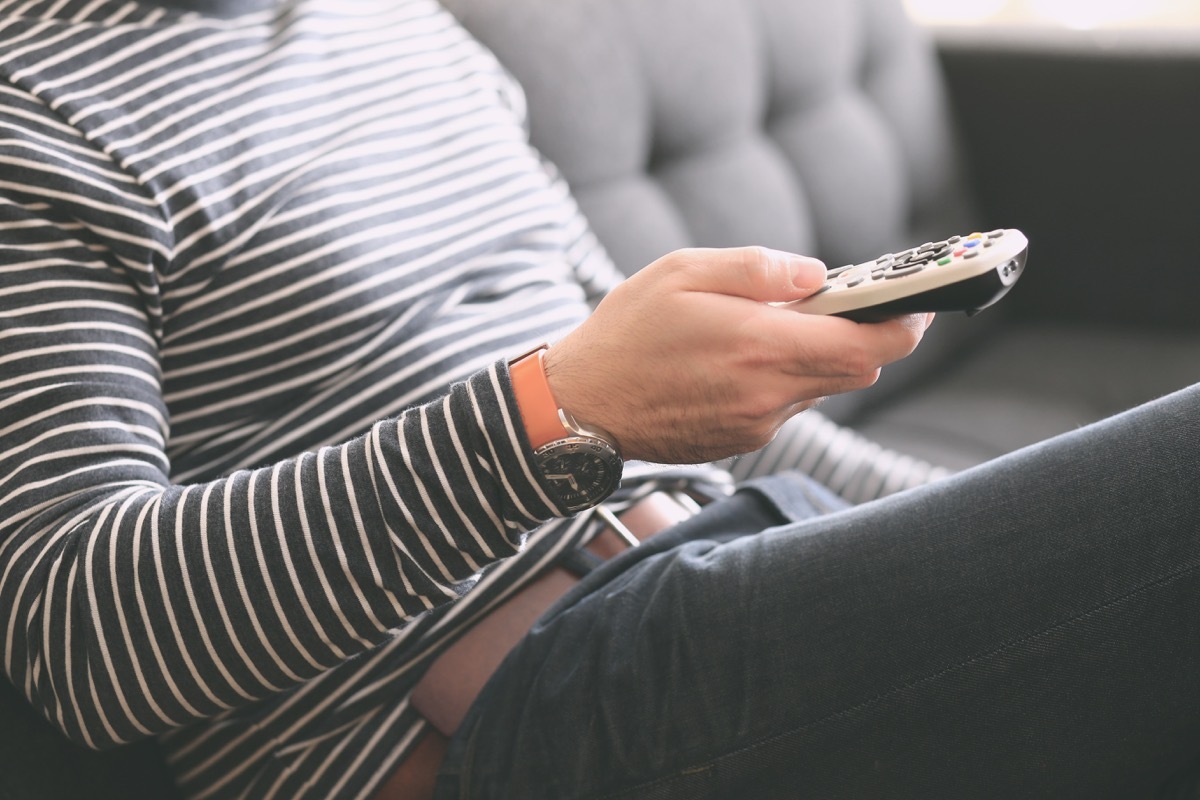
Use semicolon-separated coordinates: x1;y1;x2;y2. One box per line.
783;229;1029;323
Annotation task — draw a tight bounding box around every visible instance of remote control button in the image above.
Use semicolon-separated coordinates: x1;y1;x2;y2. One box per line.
964;239;981;248
827;264;855;277
937;256;952;266
983;240;995;248
918;242;936;253
969;232;983;239
988;229;1005;238
844;275;866;288
948;235;962;245
962;250;980;259
931;245;953;260
884;263;926;278
875;255;892;265
954;248;966;257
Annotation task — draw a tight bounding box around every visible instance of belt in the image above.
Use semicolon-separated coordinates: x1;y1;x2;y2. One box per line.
374;490;703;800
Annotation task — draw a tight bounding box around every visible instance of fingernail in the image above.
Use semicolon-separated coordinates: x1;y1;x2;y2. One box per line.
795;262;826;290
771;252;825;289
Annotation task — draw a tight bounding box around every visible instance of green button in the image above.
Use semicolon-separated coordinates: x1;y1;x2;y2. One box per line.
938;257;952;266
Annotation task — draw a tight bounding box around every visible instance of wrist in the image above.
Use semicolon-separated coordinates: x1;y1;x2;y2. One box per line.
508;344;623;513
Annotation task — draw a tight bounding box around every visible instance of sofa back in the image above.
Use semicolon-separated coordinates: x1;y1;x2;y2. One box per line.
442;0;976;275
444;0;991;420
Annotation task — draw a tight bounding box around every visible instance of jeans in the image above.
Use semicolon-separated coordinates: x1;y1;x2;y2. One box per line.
434;384;1200;799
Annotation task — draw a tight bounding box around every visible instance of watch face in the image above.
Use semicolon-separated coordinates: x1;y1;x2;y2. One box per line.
534;436;622;513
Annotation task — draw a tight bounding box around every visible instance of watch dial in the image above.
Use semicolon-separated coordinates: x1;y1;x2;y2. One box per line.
535;438;622;513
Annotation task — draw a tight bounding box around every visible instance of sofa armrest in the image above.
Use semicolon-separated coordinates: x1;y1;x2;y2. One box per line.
938;26;1200;332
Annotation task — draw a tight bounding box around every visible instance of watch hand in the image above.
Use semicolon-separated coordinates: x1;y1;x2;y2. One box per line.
543;474;581;491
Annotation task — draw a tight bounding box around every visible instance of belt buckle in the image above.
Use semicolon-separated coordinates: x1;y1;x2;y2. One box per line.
594;505;642;549
594;490;704;549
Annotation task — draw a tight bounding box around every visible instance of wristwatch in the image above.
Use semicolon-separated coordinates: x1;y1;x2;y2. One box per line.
508;344;623;513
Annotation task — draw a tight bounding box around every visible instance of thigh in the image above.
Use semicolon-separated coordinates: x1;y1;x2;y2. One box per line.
440;384;1200;800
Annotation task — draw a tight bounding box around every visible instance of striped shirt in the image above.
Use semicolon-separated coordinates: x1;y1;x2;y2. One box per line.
0;1;946;797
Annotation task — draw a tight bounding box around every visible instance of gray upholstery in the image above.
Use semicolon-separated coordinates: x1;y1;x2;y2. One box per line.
444;0;975;272
445;0;1200;469
856;323;1200;469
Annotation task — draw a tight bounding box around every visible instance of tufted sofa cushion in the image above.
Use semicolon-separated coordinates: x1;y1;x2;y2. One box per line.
444;0;975;272
442;0;994;423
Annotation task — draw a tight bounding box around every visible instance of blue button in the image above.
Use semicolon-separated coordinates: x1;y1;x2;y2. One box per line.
964;239;981;248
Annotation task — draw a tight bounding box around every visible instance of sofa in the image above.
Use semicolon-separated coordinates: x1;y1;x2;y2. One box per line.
5;0;1200;796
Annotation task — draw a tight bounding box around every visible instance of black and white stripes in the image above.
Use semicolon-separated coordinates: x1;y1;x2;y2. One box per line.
0;1;613;794
0;1;946;796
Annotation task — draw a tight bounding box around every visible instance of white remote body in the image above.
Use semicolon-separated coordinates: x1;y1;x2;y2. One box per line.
784;229;1029;322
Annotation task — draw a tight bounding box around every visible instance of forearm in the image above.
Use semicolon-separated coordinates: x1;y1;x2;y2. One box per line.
1;364;554;749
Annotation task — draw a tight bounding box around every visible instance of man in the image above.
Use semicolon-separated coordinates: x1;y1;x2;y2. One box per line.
1;1;1198;798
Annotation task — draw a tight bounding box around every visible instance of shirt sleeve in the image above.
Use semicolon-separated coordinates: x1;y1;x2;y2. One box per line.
722;410;953;503
0;90;559;750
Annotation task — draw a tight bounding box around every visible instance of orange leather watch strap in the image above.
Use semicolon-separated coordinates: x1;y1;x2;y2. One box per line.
509;345;569;450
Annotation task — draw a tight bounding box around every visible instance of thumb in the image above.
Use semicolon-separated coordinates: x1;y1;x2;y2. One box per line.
674;246;827;303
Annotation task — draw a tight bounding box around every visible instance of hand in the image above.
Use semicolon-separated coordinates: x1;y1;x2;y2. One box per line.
544;246;933;464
